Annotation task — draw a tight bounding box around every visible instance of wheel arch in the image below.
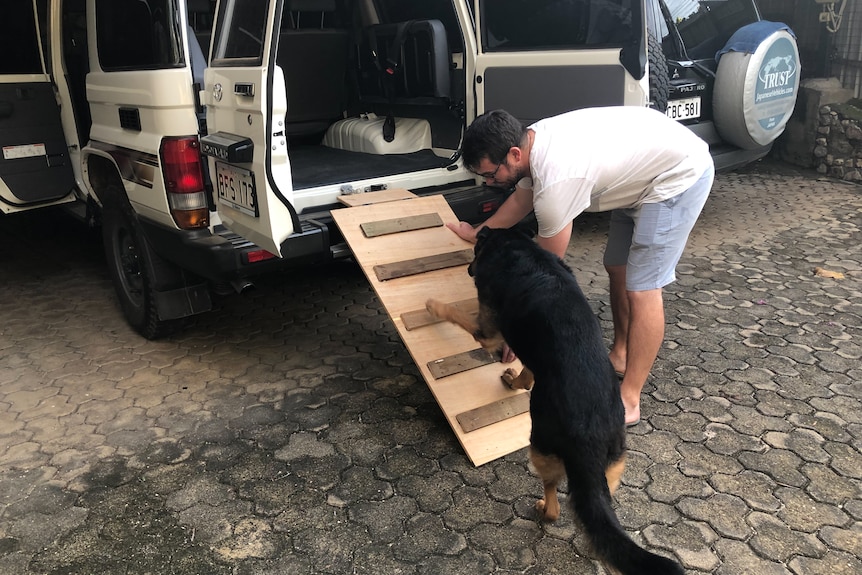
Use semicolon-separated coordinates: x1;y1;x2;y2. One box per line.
82;150;127;209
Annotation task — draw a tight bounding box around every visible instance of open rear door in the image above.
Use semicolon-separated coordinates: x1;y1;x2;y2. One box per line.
202;0;296;256
0;0;76;214
472;0;648;124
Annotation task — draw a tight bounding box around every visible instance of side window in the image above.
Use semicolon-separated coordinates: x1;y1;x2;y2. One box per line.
480;0;636;51
95;0;185;70
0;1;43;74
211;0;269;65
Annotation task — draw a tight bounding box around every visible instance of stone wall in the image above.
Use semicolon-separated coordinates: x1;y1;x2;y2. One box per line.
814;101;862;182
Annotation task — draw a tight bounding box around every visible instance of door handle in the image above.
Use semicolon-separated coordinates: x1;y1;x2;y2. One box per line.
234;83;255;97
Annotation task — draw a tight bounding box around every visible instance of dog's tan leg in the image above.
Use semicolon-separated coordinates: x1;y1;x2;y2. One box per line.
529;447;565;521
426;299;479;334
501;366;534;390
426;299;504;353
605;452;627;496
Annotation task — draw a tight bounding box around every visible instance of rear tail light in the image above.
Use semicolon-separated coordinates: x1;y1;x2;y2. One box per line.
161;136;209;229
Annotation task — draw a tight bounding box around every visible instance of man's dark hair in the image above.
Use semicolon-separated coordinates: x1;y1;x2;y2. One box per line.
462;109;527;172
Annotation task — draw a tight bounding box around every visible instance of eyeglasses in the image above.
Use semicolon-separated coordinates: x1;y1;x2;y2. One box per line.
474;162;503;180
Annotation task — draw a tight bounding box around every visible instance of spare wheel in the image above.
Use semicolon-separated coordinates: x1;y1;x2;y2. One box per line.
713;23;800;150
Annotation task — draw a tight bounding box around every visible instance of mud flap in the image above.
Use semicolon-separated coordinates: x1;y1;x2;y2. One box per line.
153;282;212;321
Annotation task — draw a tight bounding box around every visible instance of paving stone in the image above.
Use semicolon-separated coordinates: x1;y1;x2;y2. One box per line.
677;442;744;478
442;485;514;530
704;422;766;456
468;519;541;570
708;470;781;512
788;550;862;575
676;493;753;540
747;511;827;562
350;544;416;575
646;464;714;504
393;513;467;560
763;428;831;463
737;448;807;486
775;487;851;531
801;462;860;505
642;520;719;572
349;495;417;542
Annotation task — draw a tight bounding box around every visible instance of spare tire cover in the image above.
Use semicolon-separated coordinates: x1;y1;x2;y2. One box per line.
713;24;800;150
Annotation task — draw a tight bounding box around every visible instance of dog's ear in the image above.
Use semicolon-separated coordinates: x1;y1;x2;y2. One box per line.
470;227;490;277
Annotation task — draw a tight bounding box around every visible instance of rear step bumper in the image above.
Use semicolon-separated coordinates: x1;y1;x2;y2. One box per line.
140;217;332;282
139;185;505;282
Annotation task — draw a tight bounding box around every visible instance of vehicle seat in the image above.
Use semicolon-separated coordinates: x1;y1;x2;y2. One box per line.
278;0;350;137
356;19;451;106
187;25;207;88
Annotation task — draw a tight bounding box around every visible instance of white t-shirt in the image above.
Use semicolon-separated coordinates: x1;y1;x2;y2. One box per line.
527;106;713;238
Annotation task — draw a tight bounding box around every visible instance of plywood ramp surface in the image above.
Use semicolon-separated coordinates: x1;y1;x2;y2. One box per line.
332;195;530;466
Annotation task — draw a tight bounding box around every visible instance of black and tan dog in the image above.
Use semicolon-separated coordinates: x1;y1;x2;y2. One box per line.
426;227;683;575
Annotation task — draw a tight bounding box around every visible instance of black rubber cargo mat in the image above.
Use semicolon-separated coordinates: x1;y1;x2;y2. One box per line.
288;146;450;190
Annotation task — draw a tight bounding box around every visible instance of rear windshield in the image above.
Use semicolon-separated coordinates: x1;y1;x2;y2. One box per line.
1;1;43;74
480;0;638;52
663;0;760;61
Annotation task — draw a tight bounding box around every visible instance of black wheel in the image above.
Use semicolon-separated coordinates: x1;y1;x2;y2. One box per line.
101;188;180;339
647;32;669;113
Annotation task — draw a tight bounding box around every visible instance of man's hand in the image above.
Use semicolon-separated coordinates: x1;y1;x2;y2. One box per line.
446;221;479;244
501;343;517;364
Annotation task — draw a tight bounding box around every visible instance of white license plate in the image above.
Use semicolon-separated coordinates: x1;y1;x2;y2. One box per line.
666;97;701;121
216;162;258;217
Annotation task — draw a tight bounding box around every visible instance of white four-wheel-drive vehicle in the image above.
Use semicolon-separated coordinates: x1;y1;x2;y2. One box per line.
1;0;798;338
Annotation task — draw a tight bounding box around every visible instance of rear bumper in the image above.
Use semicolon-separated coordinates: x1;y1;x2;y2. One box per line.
139;185;505;282
710;142;773;173
139;216;332;282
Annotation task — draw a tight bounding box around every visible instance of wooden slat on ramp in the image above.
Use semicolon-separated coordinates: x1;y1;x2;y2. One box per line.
331;194;530;466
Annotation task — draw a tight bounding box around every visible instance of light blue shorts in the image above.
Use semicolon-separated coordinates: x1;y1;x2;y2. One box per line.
602;166;714;291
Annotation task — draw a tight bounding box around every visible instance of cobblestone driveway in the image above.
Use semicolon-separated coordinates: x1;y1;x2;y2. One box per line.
1;159;860;574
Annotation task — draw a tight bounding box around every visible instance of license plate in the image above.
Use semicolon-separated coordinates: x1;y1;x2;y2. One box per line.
216;162;258;217
666;97;701;121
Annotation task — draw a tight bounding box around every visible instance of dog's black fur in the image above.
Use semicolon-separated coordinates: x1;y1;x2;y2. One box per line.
428;227;683;575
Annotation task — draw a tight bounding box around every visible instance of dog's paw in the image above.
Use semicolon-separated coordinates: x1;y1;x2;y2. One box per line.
500;368;519;389
425;298;445;318
501;367;534;391
535;499;560;522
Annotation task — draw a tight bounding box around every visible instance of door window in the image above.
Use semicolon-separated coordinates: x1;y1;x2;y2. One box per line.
211;0;269;66
480;0;637;51
1;1;43;74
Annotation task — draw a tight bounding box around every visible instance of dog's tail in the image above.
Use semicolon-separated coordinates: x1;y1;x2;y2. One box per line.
562;453;684;575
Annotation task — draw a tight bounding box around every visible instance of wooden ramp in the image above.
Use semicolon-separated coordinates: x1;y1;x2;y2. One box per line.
332;192;531;466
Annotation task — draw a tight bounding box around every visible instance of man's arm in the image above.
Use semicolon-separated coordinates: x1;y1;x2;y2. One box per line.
447;185;534;243
536;221;573;259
